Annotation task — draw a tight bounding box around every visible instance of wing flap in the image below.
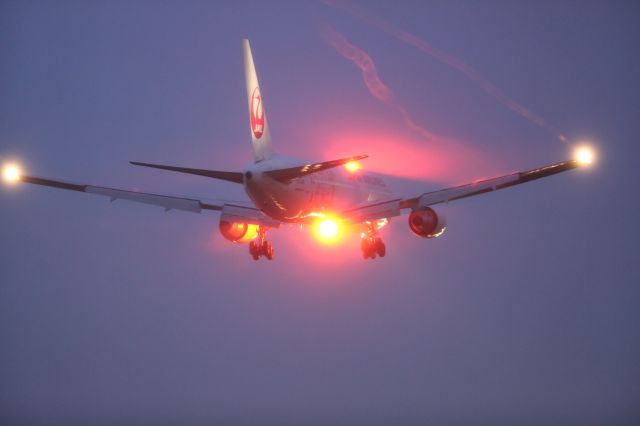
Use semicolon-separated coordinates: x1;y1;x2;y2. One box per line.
343;159;583;223
17;173;285;229
342;199;402;223
404;159;582;209
85;186;209;212
19;174;224;213
17;174;284;228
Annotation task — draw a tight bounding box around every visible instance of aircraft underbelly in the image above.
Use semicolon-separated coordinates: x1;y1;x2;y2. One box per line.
245;172;389;223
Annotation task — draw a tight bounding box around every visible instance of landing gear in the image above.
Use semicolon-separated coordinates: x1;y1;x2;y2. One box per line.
361;223;386;260
249;226;274;260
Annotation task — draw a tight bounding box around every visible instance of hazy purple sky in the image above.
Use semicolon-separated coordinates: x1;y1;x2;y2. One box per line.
1;1;639;424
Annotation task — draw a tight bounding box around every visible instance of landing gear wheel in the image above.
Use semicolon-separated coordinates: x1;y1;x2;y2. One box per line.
248;226;275;260
375;238;386;257
361;238;369;257
361;238;371;259
249;241;260;260
360;223;387;260
262;240;274;260
361;237;379;259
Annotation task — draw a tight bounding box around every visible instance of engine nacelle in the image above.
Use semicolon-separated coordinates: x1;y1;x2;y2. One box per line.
408;207;446;238
219;219;259;243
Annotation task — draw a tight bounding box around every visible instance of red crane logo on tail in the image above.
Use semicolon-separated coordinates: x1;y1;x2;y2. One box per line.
250;87;264;139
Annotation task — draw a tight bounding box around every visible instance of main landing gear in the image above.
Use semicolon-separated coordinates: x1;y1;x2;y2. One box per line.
361;223;386;260
249;226;274;261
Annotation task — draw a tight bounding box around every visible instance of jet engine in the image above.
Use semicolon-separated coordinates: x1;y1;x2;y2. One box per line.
408;207;446;238
219;219;259;243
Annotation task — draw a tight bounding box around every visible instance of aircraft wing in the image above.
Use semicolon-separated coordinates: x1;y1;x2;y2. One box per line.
19;175;223;212
342;159;583;223
17;175;278;227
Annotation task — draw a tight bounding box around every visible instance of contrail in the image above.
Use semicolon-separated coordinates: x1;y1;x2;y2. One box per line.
325;0;568;142
321;25;494;182
321;25;438;142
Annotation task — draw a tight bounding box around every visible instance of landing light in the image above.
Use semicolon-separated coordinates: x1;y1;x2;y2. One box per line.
344;161;360;172
2;163;21;183
313;216;344;244
575;146;595;166
318;218;339;239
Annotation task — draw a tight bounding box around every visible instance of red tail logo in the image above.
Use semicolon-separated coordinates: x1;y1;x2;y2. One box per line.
250;87;264;139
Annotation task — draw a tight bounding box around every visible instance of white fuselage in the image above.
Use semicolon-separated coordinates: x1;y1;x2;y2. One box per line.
243;154;393;223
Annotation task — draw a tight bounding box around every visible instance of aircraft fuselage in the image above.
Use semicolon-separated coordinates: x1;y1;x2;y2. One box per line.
243;154;392;222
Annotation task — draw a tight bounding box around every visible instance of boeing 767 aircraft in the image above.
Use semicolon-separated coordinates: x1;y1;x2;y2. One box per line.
2;40;594;260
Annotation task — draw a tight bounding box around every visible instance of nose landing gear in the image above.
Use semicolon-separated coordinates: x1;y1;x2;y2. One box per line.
361;222;386;260
249;226;274;260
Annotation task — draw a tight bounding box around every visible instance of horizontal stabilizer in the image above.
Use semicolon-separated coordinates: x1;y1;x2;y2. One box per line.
264;155;367;182
130;161;243;184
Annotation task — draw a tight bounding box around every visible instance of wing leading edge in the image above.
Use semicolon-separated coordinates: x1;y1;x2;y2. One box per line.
403;159;581;209
343;159;584;223
12;158;585;228
20;175;223;213
18;175;278;227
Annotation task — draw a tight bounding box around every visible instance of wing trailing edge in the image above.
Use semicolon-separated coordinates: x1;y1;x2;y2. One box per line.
20;175;223;212
18;174;280;227
400;159;582;209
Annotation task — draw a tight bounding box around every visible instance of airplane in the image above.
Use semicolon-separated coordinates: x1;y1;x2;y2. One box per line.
2;39;594;260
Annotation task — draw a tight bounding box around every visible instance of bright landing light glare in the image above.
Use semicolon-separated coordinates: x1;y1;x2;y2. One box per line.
317;218;339;241
575;146;595;166
344;161;360;172
2;164;21;183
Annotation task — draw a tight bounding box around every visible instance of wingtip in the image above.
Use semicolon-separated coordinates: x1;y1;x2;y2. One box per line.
351;154;368;162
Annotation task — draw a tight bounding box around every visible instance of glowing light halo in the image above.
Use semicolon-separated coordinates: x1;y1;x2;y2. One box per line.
575;146;595;166
2;163;22;183
312;214;344;244
344;161;361;172
318;218;339;239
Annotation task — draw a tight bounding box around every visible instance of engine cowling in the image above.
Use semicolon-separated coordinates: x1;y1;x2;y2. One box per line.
219;219;259;243
408;207;446;238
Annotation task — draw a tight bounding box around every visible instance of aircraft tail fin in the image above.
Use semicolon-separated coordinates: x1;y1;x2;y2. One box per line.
243;39;274;162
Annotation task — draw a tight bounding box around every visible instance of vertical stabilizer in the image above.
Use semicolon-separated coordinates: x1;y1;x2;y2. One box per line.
243;39;274;162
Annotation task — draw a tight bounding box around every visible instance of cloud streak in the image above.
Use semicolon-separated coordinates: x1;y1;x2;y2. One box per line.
325;0;567;142
321;25;438;142
321;25;495;182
